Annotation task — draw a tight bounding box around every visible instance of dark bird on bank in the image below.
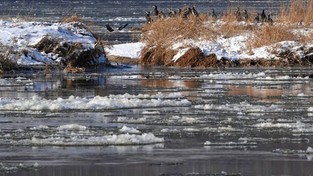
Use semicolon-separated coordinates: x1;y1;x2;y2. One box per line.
168;8;176;17
243;9;249;21
118;23;129;30
212;9;217;19
261;9;267;22
153;5;159;16
181;7;192;18
145;11;152;23
266;14;273;24
235;7;241;21
178;8;182;16
192;5;199;17
158;10;166;18
254;13;260;23
105;24;114;32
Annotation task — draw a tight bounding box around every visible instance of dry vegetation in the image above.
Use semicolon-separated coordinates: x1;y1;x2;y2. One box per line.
277;0;313;25
139;0;313;67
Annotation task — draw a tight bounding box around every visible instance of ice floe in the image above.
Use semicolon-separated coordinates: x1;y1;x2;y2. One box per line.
0;92;191;112
2;124;164;146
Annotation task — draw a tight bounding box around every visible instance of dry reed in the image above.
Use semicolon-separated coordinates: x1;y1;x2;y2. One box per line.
248;24;296;48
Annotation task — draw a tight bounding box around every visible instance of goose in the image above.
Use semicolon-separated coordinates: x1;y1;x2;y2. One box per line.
192;5;199;17
243;9;249;21
261;9;266;22
118;23;129;30
105;23;129;32
105;24;114;32
168;8;176;17
235;7;241;21
254;13;260;23
145;11;152;23
212;9;217;19
267;14;273;24
153;5;159;16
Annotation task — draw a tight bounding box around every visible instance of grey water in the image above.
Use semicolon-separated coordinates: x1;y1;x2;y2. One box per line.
1;67;313;176
1;0;313;176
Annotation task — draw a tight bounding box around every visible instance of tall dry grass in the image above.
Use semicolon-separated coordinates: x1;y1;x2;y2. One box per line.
141;14;216;46
248;24;296;48
278;0;313;25
140;1;313;65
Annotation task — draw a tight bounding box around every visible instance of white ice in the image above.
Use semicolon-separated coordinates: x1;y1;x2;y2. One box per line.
0;92;191;111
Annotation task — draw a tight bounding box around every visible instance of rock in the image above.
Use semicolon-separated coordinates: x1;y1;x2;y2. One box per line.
171;47;204;67
139;45;176;66
193;53;218;67
35;36;108;68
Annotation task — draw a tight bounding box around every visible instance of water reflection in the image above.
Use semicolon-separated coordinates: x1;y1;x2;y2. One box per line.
1;68;313;176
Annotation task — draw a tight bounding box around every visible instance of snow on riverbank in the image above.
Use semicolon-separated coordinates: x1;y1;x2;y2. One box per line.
105;42;144;59
1;19;313;67
0;20;107;66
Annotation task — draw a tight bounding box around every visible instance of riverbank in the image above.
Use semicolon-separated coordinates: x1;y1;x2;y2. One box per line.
1;0;313;73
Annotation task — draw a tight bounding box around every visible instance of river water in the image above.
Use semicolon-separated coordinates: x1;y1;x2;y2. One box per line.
1;66;313;176
1;0;313;176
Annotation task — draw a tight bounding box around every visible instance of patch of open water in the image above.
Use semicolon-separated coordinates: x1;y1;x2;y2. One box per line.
1;66;313;175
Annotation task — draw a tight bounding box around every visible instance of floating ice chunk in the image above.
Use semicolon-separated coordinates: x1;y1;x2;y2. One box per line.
57;124;87;131
204;141;212;145
119;125;141;134
0;92;191;112
183;128;200;132
297;93;306;96
204;140;257;146
29;133;164;146
160;128;180;133
254;121;306;129
307;147;313;153
30;125;49;130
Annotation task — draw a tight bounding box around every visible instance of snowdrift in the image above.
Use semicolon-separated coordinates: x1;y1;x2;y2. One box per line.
0;20;109;71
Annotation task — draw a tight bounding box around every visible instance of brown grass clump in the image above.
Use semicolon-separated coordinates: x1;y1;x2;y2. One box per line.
277;0;313;25
248;24;296;48
278;0;304;23
139;44;176;66
141;15;216;46
220;23;255;37
63;63;85;73
304;0;313;24
140;14;218;66
61;15;82;23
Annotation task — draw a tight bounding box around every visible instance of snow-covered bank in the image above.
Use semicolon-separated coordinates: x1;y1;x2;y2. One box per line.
135;15;313;67
0;20;108;69
105;42;144;59
107;35;313;67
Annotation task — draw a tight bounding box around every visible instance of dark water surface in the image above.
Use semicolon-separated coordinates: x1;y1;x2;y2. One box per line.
0;0;293;43
1;66;313;176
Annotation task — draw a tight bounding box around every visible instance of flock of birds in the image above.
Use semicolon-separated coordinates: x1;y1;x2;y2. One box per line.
105;5;274;32
145;5;274;24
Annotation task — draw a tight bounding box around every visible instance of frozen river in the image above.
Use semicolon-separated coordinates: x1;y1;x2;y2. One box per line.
1;0;313;176
1;66;313;176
